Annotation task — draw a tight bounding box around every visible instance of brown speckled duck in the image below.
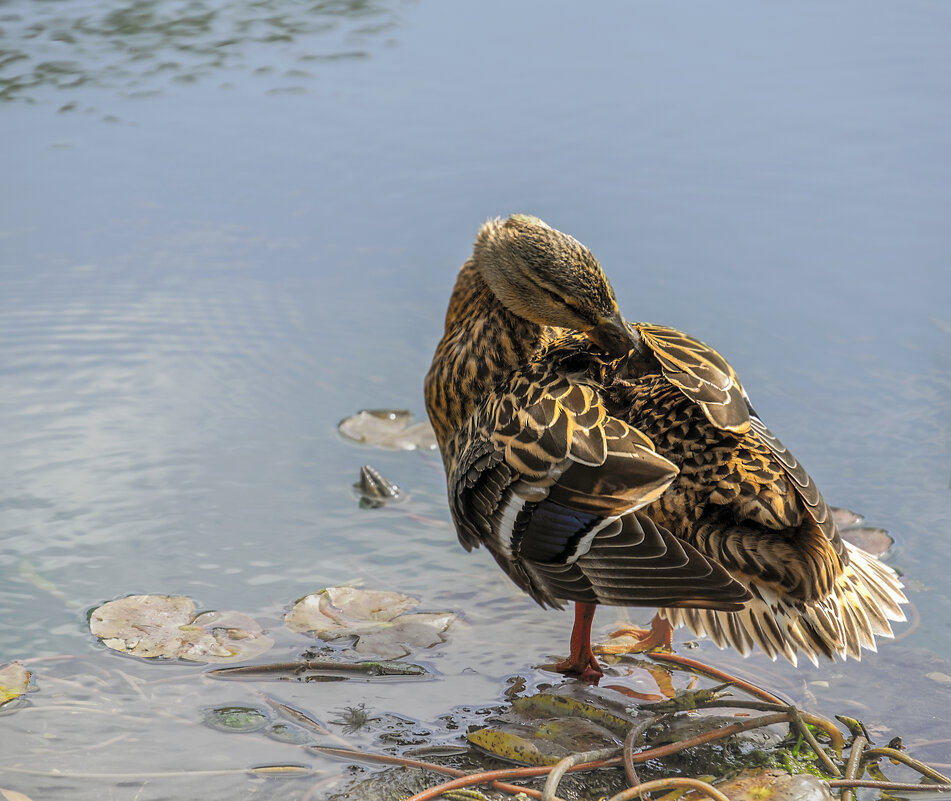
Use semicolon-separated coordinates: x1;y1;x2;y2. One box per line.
424;214;906;681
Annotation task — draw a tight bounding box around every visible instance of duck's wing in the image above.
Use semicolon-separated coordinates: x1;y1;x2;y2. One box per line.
448;367;751;610
746;414;840;555
635;323;751;433
635;322;840;553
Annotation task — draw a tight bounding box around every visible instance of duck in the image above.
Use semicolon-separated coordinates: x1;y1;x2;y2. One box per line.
423;214;907;681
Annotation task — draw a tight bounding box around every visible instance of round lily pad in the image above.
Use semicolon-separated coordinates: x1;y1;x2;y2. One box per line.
90;595;274;663
338;409;437;451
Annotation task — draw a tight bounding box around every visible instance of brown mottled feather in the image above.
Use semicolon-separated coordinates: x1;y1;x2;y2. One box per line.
424;215;906;665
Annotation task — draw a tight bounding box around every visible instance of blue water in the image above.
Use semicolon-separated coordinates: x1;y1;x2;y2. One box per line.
2;1;950;797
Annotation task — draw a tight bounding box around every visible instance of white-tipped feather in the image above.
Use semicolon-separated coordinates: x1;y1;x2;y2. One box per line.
494;490;527;562
661;541;907;664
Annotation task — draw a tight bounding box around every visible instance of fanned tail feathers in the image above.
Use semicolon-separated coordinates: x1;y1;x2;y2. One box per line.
661;541;907;666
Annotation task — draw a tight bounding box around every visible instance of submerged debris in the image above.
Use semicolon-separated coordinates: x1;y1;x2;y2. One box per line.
354;464;405;508
207;659;428;681
839;527;895;558
330;703;381;734
831;505;895;557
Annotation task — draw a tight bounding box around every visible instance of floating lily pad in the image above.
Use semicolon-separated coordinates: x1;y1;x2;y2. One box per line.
0;662;31;707
90;595;274;663
285;588;454;660
338;409;437;451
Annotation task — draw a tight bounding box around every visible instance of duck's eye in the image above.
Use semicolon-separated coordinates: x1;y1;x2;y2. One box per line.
537;283;569;309
538;285;592;322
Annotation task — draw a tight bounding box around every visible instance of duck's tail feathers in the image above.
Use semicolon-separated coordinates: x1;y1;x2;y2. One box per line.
660;541;907;666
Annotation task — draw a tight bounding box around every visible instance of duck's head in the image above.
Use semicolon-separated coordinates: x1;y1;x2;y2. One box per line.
473;214;636;359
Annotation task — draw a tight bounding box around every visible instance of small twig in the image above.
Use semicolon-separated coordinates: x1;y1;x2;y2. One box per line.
113;669;151;705
18;654;79;665
624;715;666;790
400;757;622;801
646;652;786;704
313;745;466;776
910;738;951;750
829;780;951;792
836;715;875;743
648;697;844;754
262;694;355;750
625;713;792;763
542;746;620;801
0;765;317;779
890;600;921;643
605;777;733;801
207;660;426;678
787;705;840;775
313;745;614;800
675;698;787;713
862;747;951;783
842;734;867;801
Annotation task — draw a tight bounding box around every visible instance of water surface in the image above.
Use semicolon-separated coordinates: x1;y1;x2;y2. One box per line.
2;1;950;797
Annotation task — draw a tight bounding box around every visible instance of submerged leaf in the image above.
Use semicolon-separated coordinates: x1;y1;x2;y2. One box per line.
285;588;454;660
829;507;894;556
702;769;833;801
203;704;270;732
89;595;274;663
468;689;632;766
467;724;568;766
839;527;894;557
338;409;436;451
0;663;31;707
829;507;864;529
511;692;631;735
468;716;621;766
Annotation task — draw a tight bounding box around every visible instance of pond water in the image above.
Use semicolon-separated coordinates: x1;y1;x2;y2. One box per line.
2;1;950;798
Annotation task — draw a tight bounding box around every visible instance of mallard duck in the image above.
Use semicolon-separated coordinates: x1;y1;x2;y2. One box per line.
424;214;906;680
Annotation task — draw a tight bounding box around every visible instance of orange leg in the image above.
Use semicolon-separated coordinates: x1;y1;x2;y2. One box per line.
594;613;673;655
549;602;603;682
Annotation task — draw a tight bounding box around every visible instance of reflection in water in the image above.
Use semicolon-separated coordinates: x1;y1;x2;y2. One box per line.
0;0;404;104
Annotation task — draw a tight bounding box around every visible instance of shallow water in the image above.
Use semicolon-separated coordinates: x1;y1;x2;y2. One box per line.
2;1;950;797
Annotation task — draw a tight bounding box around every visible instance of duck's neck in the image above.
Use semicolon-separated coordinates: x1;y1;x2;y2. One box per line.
425;259;549;453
